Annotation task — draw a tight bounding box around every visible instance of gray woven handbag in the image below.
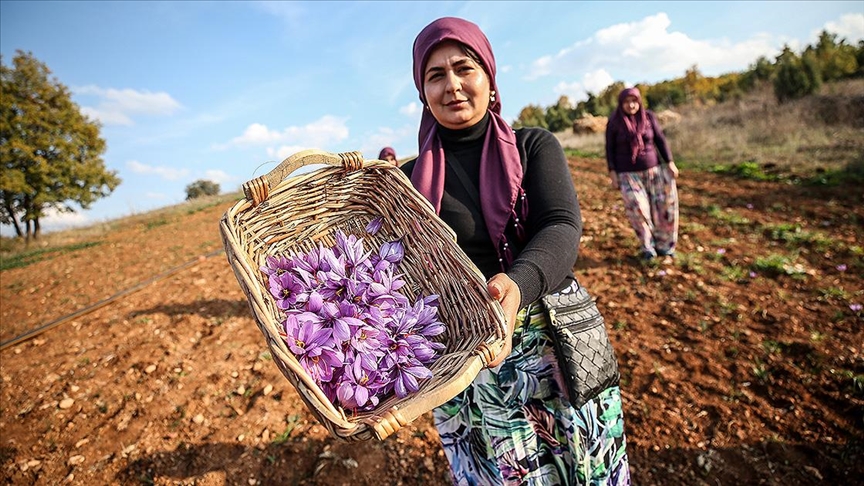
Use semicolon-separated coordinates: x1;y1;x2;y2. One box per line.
541;282;620;408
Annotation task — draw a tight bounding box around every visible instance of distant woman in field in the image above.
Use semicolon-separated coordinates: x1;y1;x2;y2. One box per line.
605;87;679;261
401;16;630;485
378;146;398;165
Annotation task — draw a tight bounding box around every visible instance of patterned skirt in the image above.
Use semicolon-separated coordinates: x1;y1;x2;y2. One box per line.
617;164;679;257
433;302;630;485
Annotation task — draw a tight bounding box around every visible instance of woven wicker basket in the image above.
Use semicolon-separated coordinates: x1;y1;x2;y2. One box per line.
220;149;507;441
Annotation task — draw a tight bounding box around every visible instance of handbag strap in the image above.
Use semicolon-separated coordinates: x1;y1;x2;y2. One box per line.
444;152;483;212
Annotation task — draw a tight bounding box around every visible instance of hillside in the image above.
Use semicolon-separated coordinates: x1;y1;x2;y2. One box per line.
1;151;862;485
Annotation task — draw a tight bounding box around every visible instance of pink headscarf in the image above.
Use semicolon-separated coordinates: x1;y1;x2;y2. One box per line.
411;17;525;268
378;147;396;160
610;87;648;163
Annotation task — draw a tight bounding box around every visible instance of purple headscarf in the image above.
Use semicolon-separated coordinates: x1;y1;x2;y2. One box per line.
411;17;525;268
378;146;396;160
609;87;648;163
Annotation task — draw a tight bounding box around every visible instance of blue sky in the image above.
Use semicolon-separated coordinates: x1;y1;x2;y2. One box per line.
2;1;862;235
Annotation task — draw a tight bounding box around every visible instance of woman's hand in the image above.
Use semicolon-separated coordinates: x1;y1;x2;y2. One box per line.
667;161;679;178
609;171;619;190
486;273;522;367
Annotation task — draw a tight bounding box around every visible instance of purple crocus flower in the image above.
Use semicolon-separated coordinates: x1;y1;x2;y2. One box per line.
851;304;863;312
349;323;384;360
367;271;408;307
391;357;433;398
305;291;324;313
283;315;344;383
336;359;382;410
260;255;294;277
317;301;353;342
378;240;405;265
270;272;305;309
269;230;446;410
292;246;322;274
836;264;847;272
412;299;445;336
335;231;370;271
404;333;444;364
365;217;384;236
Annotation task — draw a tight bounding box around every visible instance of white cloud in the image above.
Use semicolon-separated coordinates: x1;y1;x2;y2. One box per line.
39;207;90;230
254;1;305;26
75;85;182;126
127;160;190;181
225;116;350;152
553;69;616;102
267;145;315;161
203;169;234;185
230;123;285;145
821;13;864;43
399;102;420;117
359;125;415;158
81;106;133;126
527;12;782;85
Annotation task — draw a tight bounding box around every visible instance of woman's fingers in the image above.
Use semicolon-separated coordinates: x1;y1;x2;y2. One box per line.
486;274;521;367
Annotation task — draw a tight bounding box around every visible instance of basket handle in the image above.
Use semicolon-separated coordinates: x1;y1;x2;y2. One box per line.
242;149;365;206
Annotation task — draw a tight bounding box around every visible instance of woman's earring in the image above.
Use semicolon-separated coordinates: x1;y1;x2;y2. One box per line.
490;91;496;103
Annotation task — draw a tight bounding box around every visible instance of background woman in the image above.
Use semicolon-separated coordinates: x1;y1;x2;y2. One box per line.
401;17;630;485
378;146;398;165
605;88;679;261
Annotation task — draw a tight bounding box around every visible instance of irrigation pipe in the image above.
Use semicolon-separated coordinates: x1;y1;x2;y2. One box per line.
0;248;225;352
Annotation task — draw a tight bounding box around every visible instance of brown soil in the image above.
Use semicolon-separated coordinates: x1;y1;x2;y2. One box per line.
1;156;862;485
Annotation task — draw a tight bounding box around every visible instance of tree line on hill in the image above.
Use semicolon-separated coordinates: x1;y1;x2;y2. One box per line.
513;30;864;132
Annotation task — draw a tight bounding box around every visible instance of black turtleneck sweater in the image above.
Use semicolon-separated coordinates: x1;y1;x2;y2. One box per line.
400;115;582;308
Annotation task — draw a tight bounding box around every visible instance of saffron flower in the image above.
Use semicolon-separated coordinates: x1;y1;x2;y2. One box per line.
283;314;344;383
391;357;433;398
365;216;384;235
263;227;445;412
270;272;304;309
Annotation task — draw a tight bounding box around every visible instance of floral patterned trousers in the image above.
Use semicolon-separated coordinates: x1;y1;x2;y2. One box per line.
433;303;630;485
617;164;679;258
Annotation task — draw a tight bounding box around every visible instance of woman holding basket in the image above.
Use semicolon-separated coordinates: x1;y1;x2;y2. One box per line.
400;17;630;486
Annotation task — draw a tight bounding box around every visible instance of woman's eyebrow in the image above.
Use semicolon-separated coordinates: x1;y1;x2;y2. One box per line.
426;56;472;75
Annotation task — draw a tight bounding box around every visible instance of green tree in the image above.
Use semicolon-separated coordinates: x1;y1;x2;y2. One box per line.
773;45;820;103
643;80;686;110
1;51;120;240
739;56;775;91
185;180;221;200
857;40;864;76
545;95;576;133
513;104;547;129
577;81;626;117
808;30;859;82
